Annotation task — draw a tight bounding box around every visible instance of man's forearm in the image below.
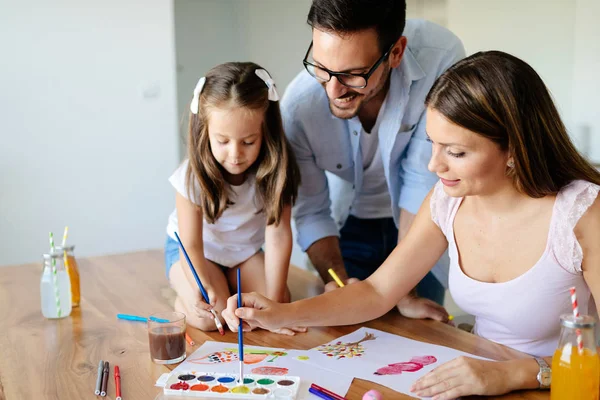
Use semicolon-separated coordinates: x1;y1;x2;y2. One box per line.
306;236;348;283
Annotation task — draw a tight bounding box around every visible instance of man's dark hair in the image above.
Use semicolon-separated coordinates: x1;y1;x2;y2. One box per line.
307;0;407;53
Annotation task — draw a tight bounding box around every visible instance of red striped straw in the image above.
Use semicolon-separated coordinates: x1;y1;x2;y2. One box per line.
569;287;584;354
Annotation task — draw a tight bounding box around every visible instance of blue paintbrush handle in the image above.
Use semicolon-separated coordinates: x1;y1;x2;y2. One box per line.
174;231;210;304
237;268;243;361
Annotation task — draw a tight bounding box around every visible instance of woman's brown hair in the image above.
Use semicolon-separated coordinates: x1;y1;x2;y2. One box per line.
186;62;300;225
425;50;600;196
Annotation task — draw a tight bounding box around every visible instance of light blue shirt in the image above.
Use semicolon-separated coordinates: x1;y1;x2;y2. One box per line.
281;20;465;285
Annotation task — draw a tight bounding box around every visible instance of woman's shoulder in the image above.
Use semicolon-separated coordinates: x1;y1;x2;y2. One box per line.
570;180;600;236
552;180;600;273
430;180;462;235
556;180;600;218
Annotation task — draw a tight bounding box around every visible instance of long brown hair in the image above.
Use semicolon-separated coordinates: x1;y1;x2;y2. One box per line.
425;51;600;196
186;62;300;225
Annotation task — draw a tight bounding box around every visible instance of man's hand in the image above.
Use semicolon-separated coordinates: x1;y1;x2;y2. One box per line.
396;293;449;322
324;277;360;292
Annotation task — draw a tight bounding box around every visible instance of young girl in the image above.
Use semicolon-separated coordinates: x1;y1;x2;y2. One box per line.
222;51;600;397
164;62;301;333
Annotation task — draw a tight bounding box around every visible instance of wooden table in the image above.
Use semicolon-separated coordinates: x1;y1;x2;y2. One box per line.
0;250;548;400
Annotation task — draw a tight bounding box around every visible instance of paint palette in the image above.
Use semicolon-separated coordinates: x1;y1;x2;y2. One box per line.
163;371;300;399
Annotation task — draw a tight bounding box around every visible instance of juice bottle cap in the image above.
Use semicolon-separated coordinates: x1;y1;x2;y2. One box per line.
560;314;596;329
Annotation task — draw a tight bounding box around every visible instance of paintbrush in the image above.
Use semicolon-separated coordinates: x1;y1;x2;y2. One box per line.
173;231;224;335
237;267;244;384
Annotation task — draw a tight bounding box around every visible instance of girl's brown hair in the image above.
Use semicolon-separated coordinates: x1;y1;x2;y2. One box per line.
425;51;600;196
186;62;300;225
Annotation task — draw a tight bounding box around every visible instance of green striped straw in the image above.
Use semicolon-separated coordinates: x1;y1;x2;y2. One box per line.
48;232;62;318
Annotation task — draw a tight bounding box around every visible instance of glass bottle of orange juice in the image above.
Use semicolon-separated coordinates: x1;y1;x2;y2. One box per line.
56;244;80;307
551;314;599;400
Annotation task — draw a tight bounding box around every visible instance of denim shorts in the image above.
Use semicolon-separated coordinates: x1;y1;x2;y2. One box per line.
164;235;181;278
164;235;231;279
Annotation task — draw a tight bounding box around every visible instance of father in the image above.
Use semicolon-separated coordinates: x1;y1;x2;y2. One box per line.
281;0;465;319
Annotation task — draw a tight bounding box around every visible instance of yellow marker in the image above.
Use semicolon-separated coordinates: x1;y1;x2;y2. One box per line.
327;268;345;287
448;315;454;321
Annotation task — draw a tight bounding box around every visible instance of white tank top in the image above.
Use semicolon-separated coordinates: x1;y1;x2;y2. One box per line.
166;160;265;267
430;179;599;356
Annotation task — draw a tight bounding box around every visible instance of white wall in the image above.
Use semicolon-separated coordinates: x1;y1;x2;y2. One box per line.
0;0;179;266
407;0;448;26
234;0;313;91
571;0;600;161
173;0;246;159
446;0;576;130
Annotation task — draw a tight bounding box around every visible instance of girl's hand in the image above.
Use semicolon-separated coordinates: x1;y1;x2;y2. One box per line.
191;285;218;320
410;357;515;399
222;292;286;332
268;326;308;336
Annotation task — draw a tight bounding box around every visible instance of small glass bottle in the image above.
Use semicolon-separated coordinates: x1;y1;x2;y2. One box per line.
56;245;80;307
40;252;72;319
551;314;599;400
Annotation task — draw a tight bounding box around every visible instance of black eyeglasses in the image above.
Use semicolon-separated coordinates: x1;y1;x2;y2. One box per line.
302;41;395;89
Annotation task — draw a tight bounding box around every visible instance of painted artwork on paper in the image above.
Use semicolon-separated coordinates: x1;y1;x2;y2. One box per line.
300;327;491;399
250;366;289;375
374;355;437;375
317;331;376;359
187;349;288;365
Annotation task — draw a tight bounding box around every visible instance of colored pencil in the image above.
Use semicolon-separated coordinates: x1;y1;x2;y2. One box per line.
237;267;244;384
115;365;122;400
94;360;104;395
117;314;169;323
310;383;346;400
100;361;109;396
173;231;224;335
309;387;336;400
185;331;195;346
327;268;345;287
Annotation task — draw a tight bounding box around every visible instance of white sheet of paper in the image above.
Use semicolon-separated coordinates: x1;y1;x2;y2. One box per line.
170;341;353;399
299;327;491;399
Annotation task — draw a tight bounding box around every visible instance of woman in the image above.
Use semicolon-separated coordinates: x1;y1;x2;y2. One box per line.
222;51;600;398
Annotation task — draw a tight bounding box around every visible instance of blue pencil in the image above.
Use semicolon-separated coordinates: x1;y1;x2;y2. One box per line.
117;314;169;323
309;387;336;400
237;267;244;384
173;231;225;335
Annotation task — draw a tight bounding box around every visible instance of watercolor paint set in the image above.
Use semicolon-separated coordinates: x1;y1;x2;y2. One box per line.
162;371;300;399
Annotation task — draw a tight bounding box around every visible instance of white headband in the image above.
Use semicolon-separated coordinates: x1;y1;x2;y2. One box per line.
255;69;280;101
190;76;206;114
190;69;279;114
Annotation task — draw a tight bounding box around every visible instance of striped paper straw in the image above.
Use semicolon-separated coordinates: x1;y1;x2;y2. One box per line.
49;232;62;318
61;226;70;279
569;286;583;354
61;226;69;247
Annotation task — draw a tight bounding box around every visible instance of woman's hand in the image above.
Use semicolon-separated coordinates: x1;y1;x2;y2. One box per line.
410;357;516;399
222;292;290;332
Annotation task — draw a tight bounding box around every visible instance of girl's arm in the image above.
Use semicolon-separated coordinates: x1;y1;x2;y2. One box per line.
264;204;293;302
175;192;216;308
223;189;449;331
